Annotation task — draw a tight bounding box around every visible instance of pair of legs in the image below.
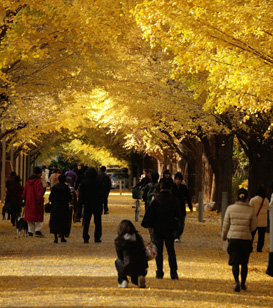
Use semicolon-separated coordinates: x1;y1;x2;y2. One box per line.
232;263;248;291
154;232;178;278
54;233;66;243
174;216;185;240
252;227;266;252
115;258;147;287
27;221;43;235
10;205;21;226
82;210;102;243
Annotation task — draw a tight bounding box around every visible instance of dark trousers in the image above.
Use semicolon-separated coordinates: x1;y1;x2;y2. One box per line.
115;258;147;284
103;194;109;213
82;210;102;242
154;232;177;278
174;216;185;240
10;205;22;226
252;227;266;252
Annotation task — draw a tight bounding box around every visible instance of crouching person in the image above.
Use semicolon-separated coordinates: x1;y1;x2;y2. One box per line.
115;220;148;288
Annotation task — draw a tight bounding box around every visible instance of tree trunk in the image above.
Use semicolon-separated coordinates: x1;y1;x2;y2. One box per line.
248;140;273;199
202;134;234;212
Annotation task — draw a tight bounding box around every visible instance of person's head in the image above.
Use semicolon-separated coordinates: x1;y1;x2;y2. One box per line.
58;174;66;184
146;169;152;179
53;168;59;174
10;171;17;178
100;166;106;172
151;171;159;183
66;176;72;185
237;188;248;202
160;179;173;191
69;164;74;170
34;167;42;175
163;170;171;179
77;164;82;170
42;165;47;170
117;220;136;238
85;167;98;179
53;165;57;169
174;172;183;186
256;186;267;198
14;176;21;183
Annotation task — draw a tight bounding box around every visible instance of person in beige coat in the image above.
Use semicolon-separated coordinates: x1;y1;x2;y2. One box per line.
222;188;257;292
249;186;269;252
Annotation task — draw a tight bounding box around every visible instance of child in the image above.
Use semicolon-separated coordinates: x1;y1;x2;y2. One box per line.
114;220;148;288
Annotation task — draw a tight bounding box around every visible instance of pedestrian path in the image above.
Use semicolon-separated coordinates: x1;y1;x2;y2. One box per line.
0;194;272;307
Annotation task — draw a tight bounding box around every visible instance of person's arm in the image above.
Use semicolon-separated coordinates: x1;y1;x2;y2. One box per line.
183;186;193;212
222;208;230;240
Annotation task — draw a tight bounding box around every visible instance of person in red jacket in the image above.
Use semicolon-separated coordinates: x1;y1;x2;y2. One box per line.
22;167;44;237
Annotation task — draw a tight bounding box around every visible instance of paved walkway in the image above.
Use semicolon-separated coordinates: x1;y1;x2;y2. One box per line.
0;193;272;307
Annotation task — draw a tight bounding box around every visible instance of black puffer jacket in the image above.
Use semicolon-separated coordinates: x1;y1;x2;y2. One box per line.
115;232;148;277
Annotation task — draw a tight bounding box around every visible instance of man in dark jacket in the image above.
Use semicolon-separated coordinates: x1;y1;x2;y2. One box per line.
78;167;105;243
98;166;111;214
21;167;44;237
149;180;179;279
172;172;193;242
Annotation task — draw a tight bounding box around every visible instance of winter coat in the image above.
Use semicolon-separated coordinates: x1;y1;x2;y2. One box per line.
172;183;192;216
249;195;269;227
78;178;104;215
22;174;44;222
5;177;16;205
115;232;148;277
98;172;111;194
147;189;179;235
49;183;72;234
7;181;23;209
222;201;257;241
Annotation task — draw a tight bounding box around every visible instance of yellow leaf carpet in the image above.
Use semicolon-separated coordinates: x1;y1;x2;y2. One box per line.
0;192;272;307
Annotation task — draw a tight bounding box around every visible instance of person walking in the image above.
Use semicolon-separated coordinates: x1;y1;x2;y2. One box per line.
22;167;45;237
41;166;48;195
146;180;179;279
172;172;193;242
8;176;24;226
222;188;257;292
65;176;78;235
3;171;17;220
49;174;72;243
114;220;148;288
249;186;269;252
78;167;105;243
98;166;111;214
65;165;78;188
49;168;61;190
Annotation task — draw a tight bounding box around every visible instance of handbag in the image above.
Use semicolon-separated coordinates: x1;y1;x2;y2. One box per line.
144;241;157;261
44;202;52;213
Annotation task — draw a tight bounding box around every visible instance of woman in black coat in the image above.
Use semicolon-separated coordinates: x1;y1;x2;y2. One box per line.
114;220;148;288
49;174;72;243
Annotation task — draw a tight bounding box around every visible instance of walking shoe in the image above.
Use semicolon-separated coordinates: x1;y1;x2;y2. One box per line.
171;274;179;280
35;231;45;238
95;239;102;243
174;238;180;243
241;284;247;291
104;211;109;215
61;238;67;243
84;239;89;243
28;232;33;237
137;275;146;288
118;280;128;288
234;282;240;292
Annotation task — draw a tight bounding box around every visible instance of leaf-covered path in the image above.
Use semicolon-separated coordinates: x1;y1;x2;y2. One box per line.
0;193;272;307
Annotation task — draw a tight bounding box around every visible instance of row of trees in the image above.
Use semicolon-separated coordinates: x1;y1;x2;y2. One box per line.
1;1;273;210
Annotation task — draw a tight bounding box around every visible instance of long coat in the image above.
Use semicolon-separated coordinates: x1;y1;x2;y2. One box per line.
49;183;72;234
22;174;44;222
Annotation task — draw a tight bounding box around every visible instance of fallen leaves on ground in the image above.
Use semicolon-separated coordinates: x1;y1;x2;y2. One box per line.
0;192;272;307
